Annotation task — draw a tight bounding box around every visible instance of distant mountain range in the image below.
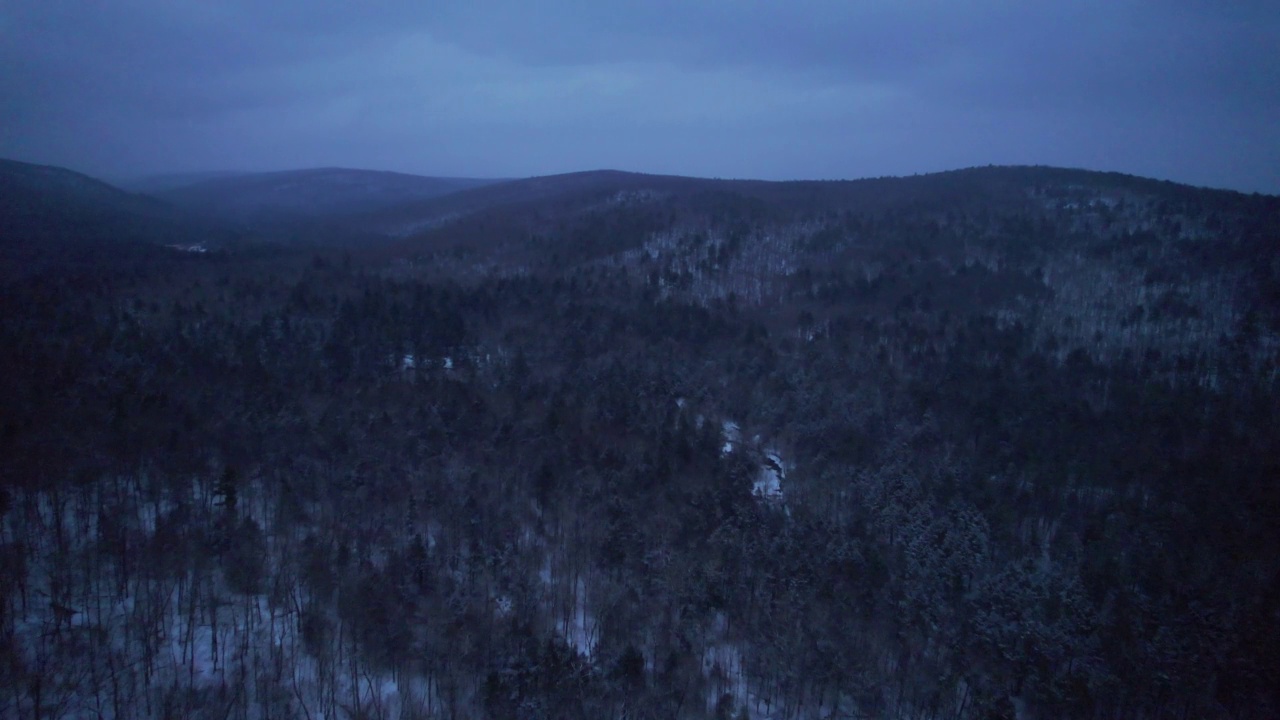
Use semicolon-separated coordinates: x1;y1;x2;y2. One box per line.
355;165;1277;275
4;157;1277;289
352;164;1254;242
0;161;508;267
137;167;503;221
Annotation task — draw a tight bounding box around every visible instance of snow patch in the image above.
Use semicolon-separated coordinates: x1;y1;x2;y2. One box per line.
722;420;740;455
703;641;749;716
495;594;513;617
753;451;786;502
565;578;598;658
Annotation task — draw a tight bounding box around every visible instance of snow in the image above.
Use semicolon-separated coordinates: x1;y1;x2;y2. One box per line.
7;404;798;719
716;419;787;503
392;353;454;372
5;484;441;720
722;420;740;455
753;451;786;502
565;578;598;658
165;243;208;253
537;552;597;658
495;594;513;616
704;640;749;714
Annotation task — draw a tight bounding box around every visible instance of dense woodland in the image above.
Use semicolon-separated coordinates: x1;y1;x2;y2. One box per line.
2;162;1279;719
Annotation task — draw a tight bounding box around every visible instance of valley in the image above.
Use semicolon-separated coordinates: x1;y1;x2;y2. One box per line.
1;160;1278;719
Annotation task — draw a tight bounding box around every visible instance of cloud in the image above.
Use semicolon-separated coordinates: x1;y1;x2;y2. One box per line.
0;0;1275;191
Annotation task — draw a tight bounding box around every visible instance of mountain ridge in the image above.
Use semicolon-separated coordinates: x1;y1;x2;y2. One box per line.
360;163;1272;238
146;167;505;221
0;158;241;274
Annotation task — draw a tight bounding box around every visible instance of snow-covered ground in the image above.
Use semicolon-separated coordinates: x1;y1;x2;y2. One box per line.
538;551;599;659
6;403;798;719
564;577;599;659
722;420;741;455
397;353;453;371
754;451;785;502
3;483;440;720
720;418;788;505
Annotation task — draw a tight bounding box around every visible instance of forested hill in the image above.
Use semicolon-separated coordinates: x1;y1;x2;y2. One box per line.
0;158;243;274
2;160;1279;719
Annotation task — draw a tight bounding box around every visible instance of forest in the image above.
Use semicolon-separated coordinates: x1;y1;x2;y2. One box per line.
2;161;1279;719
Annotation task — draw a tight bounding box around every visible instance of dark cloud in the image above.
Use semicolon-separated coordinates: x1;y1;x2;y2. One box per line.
1;1;1275;191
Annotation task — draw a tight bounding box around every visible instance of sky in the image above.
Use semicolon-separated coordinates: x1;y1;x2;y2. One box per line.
1;1;1277;192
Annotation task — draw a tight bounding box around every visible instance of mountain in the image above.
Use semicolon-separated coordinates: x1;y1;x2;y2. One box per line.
364;164;1243;242
377;164;1274;264
148;167;503;221
1;157;178;225
380;164;1268;256
374;163;1280;387
0;158;238;274
3;160;1279;719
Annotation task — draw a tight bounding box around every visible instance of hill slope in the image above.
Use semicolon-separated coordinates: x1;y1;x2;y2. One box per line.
375;164;1280;379
2;160;1279;719
364;164;1255;241
0;158;237;274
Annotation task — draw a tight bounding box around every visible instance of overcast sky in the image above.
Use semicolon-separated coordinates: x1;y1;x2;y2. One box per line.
1;1;1276;191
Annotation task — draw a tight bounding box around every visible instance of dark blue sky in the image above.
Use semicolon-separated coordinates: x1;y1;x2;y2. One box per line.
2;1;1276;191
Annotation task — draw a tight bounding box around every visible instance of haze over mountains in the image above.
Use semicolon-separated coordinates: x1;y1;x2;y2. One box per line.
141;168;503;221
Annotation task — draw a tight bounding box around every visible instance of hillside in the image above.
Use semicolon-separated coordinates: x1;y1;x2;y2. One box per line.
376;165;1280;371
0;158;240;274
364;165;1214;238
1;161;1278;719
